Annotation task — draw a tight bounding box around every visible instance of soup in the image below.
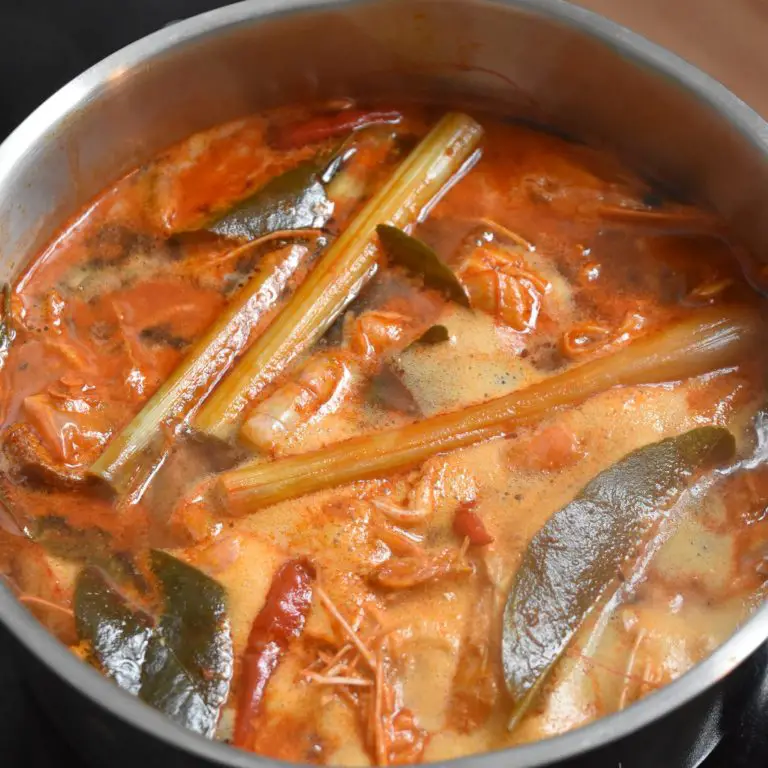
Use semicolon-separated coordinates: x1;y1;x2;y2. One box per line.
1;101;767;765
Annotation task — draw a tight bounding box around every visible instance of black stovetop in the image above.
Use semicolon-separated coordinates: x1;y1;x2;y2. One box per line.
1;2;768;765
1;621;768;768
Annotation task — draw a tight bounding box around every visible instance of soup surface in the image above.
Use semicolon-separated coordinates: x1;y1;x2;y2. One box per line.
1;101;767;765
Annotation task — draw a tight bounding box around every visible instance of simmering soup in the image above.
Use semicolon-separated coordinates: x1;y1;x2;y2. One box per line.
1;101;767;765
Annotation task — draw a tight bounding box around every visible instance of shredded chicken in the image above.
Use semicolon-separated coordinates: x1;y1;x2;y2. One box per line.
370;523;425;557
449;565;502;731
305;588;427;765
371;548;472;591
370;497;431;526
456;224;551;332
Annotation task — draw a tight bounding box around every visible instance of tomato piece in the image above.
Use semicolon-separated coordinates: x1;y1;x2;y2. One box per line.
453;502;494;546
515;422;583;472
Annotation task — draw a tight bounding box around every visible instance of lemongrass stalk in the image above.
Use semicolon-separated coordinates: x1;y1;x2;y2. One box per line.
217;306;760;512
193;113;484;441
89;239;317;493
322;126;399;221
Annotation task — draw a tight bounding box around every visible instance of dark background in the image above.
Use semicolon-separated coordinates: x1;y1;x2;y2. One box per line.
0;0;225;140
1;1;768;766
0;5;227;766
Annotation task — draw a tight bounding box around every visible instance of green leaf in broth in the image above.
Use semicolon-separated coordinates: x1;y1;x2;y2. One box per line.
413;324;450;346
75;567;154;696
33;516;141;587
202;127;400;242
139;550;233;737
501;426;735;729
376;224;471;307
206;164;332;241
74;552;233;737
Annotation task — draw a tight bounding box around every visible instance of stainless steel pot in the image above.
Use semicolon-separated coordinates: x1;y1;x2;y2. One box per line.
2;1;768;766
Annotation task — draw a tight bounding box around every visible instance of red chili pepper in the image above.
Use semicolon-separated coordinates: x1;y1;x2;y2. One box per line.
453;502;494;546
271;109;401;149
233;558;315;748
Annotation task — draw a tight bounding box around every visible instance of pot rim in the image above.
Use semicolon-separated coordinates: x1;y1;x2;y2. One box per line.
2;1;768;766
